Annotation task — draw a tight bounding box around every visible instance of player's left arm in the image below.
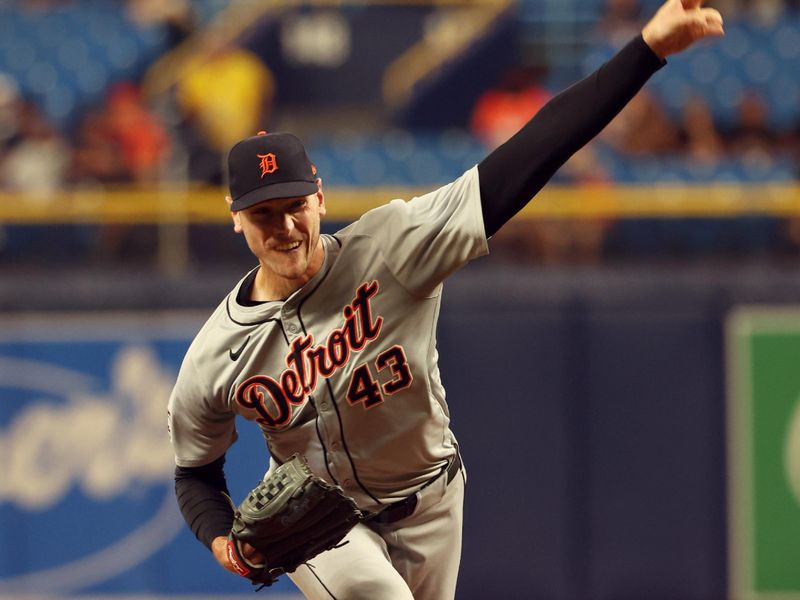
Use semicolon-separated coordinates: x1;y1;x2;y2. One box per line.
174;456;267;577
478;0;724;237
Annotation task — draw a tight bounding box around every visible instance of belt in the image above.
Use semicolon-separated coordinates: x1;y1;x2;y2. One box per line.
369;452;462;525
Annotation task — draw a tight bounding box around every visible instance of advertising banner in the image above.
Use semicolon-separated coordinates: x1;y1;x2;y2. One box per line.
0;312;301;599
728;307;800;600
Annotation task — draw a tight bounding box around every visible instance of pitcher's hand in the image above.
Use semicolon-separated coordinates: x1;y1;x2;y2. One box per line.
211;535;265;576
643;0;725;60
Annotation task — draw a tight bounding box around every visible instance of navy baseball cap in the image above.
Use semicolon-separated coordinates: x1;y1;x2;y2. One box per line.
227;131;318;211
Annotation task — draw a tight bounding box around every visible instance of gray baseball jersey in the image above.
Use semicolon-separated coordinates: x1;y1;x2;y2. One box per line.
167;166;487;512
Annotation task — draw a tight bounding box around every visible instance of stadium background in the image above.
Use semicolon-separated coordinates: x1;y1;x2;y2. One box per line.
1;0;799;598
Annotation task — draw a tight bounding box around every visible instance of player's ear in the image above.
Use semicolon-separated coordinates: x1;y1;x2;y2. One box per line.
315;179;326;217
226;195;243;233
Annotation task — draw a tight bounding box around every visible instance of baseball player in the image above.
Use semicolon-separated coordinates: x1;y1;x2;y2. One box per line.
167;2;724;598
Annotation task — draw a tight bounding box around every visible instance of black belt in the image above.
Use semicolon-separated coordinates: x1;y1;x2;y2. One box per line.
369;452;462;525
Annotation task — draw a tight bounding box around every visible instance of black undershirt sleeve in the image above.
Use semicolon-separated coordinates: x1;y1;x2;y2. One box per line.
478;35;665;237
174;454;235;550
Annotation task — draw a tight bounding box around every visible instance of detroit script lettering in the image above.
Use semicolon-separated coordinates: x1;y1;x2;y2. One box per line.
235;281;383;427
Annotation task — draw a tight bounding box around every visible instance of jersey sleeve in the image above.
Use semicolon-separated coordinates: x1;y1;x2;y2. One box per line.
167;352;238;468
349;166;489;297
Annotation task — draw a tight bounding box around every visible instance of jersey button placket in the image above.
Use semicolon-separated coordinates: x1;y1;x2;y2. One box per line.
281;304;300;339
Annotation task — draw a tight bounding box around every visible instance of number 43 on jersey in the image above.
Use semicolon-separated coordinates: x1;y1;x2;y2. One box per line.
347;345;413;409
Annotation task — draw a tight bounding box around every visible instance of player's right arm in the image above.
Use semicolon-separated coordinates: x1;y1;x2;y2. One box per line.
477;0;723;237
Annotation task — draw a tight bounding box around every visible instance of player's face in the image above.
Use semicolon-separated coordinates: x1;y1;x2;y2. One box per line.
233;190;327;289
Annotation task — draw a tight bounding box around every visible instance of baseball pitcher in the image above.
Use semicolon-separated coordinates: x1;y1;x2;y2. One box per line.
167;2;724;597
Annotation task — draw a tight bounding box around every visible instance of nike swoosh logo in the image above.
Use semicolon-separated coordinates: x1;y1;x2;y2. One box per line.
229;336;250;361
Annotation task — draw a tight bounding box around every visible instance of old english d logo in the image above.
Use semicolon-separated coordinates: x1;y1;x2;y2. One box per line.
257;153;278;178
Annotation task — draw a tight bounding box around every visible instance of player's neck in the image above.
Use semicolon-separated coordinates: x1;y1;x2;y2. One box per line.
252;241;325;302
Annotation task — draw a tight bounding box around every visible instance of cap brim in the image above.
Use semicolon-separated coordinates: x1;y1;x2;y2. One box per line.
230;181;318;211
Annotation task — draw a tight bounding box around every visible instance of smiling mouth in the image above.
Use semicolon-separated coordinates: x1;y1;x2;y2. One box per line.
275;241;302;252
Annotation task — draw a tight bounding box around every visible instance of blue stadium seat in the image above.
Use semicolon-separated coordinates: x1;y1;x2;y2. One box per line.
593;142;796;184
589;15;800;132
0;1;172;126
307;130;487;187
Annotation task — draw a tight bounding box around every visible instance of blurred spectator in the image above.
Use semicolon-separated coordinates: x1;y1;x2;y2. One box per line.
780;121;800;172
67;84;169;262
470;66;551;150
174;37;275;183
679;96;725;165
0;74;22;155
599;88;681;156
723;91;778;163
0;101;71;200
105;83;170;184
71;108;130;185
70;83;169;186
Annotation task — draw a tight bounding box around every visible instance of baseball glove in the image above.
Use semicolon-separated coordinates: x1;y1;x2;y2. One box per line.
226;453;362;588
